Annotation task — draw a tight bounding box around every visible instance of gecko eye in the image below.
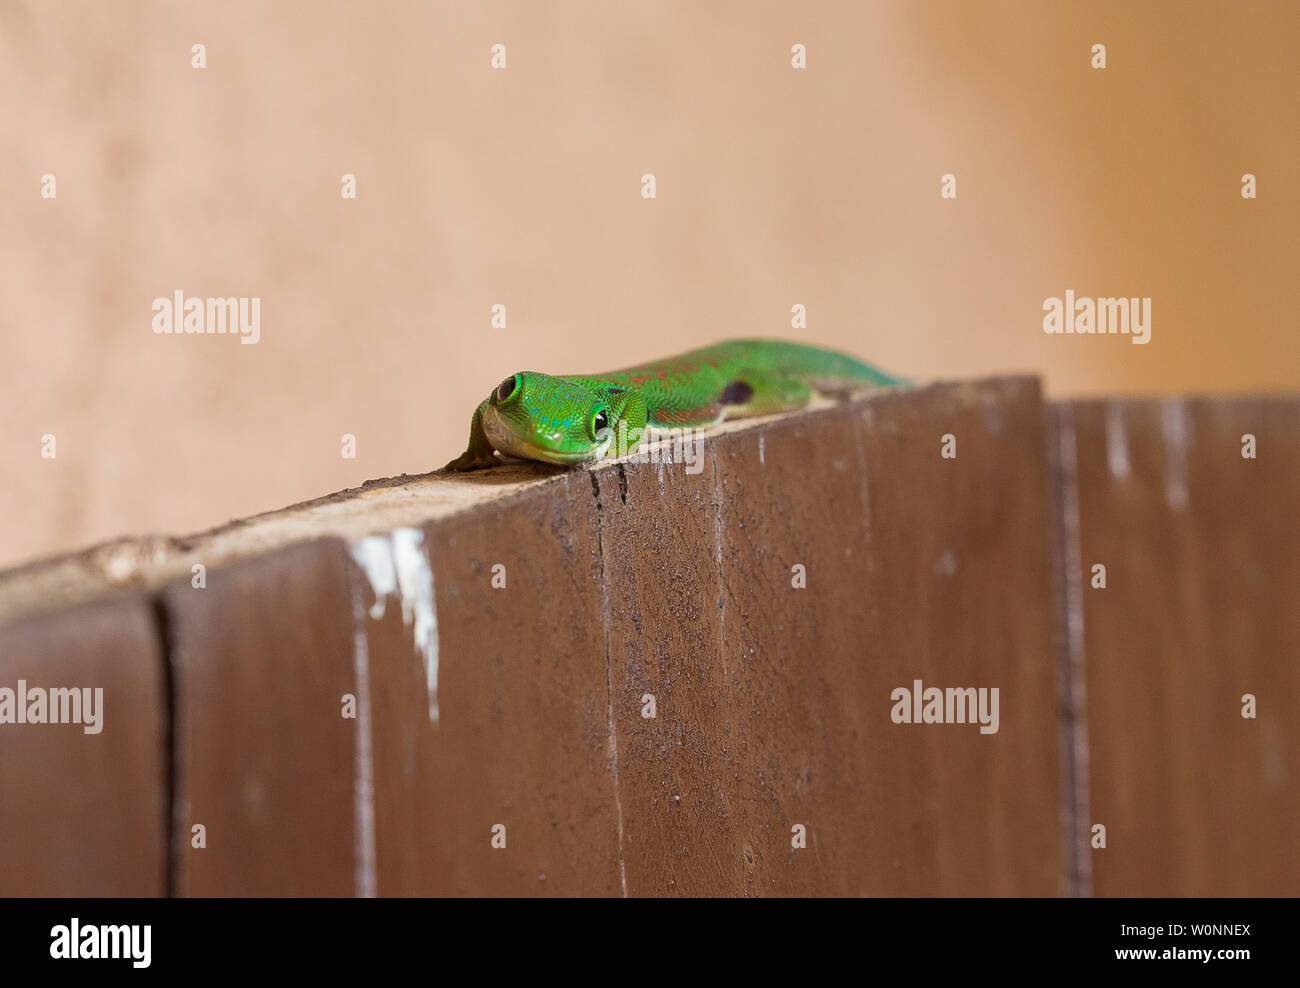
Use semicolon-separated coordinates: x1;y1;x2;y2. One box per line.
496;375;520;402
590;407;610;438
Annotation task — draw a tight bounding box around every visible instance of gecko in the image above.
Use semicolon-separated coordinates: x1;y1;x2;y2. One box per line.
443;338;909;470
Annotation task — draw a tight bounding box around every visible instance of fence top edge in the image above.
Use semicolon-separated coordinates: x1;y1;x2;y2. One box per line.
0;376;1046;628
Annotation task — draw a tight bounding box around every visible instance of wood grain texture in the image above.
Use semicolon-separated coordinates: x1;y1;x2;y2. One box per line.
713;380;1062;895
1057;398;1300;896
597;380;1063;895
359;476;623;895
0;595;166;895
4;382;1293;897
594;453;744;895
163;539;357;896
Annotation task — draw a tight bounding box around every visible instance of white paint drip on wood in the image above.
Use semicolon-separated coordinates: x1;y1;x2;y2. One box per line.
348;580;378;897
1161;398;1192;509
1105;402;1131;480
350;528;440;724
352;537;396;620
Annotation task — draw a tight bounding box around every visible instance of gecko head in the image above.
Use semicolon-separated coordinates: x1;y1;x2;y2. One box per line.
482;372;647;465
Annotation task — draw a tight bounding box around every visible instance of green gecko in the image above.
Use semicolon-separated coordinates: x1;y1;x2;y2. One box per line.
444;338;909;470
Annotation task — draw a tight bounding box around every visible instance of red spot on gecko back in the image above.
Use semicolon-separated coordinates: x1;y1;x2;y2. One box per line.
649;402;721;426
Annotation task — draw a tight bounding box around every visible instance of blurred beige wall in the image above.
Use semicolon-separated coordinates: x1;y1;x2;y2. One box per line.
2;0;1296;568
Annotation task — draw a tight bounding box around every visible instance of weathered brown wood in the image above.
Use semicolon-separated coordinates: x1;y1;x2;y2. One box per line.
1054;398;1300;896
0;595;166;896
163;540;357;896
598;380;1063;895
1;380;1292;897
714;379;1062;895
594;453;744;895
357;476;623;895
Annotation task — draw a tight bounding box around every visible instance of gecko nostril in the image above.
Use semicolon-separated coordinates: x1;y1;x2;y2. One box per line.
496;374;519;403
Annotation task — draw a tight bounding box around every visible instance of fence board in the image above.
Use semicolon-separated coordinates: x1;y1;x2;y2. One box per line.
356;477;623;895
0;595;166;895
163;540;356;896
0;381;1293;896
1056;398;1300;896
712;380;1062;895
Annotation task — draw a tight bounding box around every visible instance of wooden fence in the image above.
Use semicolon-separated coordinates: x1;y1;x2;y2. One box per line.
0;378;1294;896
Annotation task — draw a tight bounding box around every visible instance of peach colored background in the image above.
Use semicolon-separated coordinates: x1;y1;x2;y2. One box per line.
2;0;1296;569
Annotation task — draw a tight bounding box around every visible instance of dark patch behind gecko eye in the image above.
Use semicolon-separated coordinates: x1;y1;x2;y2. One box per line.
720;380;754;405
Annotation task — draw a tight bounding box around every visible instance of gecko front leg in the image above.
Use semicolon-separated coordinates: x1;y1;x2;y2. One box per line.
443;398;500;471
